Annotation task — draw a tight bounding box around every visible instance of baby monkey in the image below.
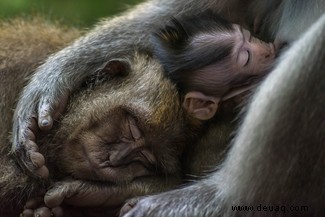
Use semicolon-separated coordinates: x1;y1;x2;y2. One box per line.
153;11;276;120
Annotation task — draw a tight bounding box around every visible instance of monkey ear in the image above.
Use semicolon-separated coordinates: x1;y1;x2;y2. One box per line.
101;59;131;76
183;91;220;120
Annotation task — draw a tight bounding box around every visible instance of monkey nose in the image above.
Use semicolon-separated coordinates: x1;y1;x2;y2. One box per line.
264;43;276;59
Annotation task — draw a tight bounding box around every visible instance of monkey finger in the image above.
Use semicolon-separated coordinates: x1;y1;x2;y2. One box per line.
38;92;69;130
24;197;44;209
44;194;65;208
21;209;34;217
26;117;38;141
51;207;64;217
24;149;49;178
12;114;45;178
29;151;45;168
34;165;50;179
26;140;39;152
34;207;52;217
38;97;54;131
44;181;78;208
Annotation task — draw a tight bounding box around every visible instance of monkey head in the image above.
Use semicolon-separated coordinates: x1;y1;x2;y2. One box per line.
40;53;201;184
153;11;276;120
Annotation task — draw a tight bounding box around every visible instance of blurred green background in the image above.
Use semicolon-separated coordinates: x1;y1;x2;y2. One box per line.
0;0;144;27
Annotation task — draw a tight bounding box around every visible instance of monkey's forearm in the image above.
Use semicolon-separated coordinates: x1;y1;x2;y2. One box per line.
23;0;226;92
12;0;228;177
53;176;181;207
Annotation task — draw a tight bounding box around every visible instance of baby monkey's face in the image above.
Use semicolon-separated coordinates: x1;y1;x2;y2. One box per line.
222;24;276;101
192;24;276;101
232;24;276;77
181;25;277;120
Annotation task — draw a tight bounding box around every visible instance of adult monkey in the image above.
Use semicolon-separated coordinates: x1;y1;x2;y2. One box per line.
122;14;325;217
0;17;201;216
12;0;324;178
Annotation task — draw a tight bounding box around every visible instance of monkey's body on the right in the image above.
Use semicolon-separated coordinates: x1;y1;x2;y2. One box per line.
9;0;325;216
124;13;325;217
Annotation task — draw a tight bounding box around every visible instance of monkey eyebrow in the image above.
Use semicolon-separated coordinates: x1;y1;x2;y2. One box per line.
239;26;246;45
235;26;247;63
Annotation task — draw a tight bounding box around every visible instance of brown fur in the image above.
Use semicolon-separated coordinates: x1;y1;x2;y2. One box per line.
0;17;210;216
0;17;80;215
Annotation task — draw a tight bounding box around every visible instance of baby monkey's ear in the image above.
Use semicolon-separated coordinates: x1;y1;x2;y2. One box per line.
183;91;220;120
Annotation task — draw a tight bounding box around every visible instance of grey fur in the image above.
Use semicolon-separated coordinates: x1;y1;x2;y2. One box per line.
123;13;325;217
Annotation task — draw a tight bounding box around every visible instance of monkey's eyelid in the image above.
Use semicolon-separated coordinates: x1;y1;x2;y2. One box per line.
238;49;250;66
244;50;251;66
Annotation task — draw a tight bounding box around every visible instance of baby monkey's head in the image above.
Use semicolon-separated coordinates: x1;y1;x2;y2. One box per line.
153;10;276;120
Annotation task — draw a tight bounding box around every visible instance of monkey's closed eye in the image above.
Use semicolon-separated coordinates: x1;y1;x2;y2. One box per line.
238;50;250;67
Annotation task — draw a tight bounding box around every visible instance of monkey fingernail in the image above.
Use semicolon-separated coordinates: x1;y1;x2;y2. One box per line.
41;120;49;126
38;116;53;131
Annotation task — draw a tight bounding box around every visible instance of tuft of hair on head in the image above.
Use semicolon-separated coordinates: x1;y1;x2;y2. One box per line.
153;17;189;52
153;10;233;51
152;10;235;92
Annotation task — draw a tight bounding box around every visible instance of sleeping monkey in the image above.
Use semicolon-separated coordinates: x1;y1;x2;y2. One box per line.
153;11;276;120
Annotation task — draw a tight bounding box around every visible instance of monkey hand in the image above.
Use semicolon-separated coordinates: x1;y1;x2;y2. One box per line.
21;193;119;217
11;84;69;179
120;183;220;217
21;197;65;217
44;179;130;208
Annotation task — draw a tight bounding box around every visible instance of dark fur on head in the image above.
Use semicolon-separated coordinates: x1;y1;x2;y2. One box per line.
152;11;235;93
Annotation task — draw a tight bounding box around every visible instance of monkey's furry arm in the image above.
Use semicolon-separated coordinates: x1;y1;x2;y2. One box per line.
22;176;181;217
11;0;224;178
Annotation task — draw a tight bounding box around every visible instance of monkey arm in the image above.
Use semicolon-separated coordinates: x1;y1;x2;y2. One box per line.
22;176;181;217
11;0;229;178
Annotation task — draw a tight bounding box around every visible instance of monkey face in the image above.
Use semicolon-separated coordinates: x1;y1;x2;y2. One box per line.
232;25;276;78
41;54;199;184
216;25;276;103
188;24;277;107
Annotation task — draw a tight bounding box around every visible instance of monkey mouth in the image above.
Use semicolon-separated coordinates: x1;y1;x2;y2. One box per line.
74;148;158;183
222;74;267;101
